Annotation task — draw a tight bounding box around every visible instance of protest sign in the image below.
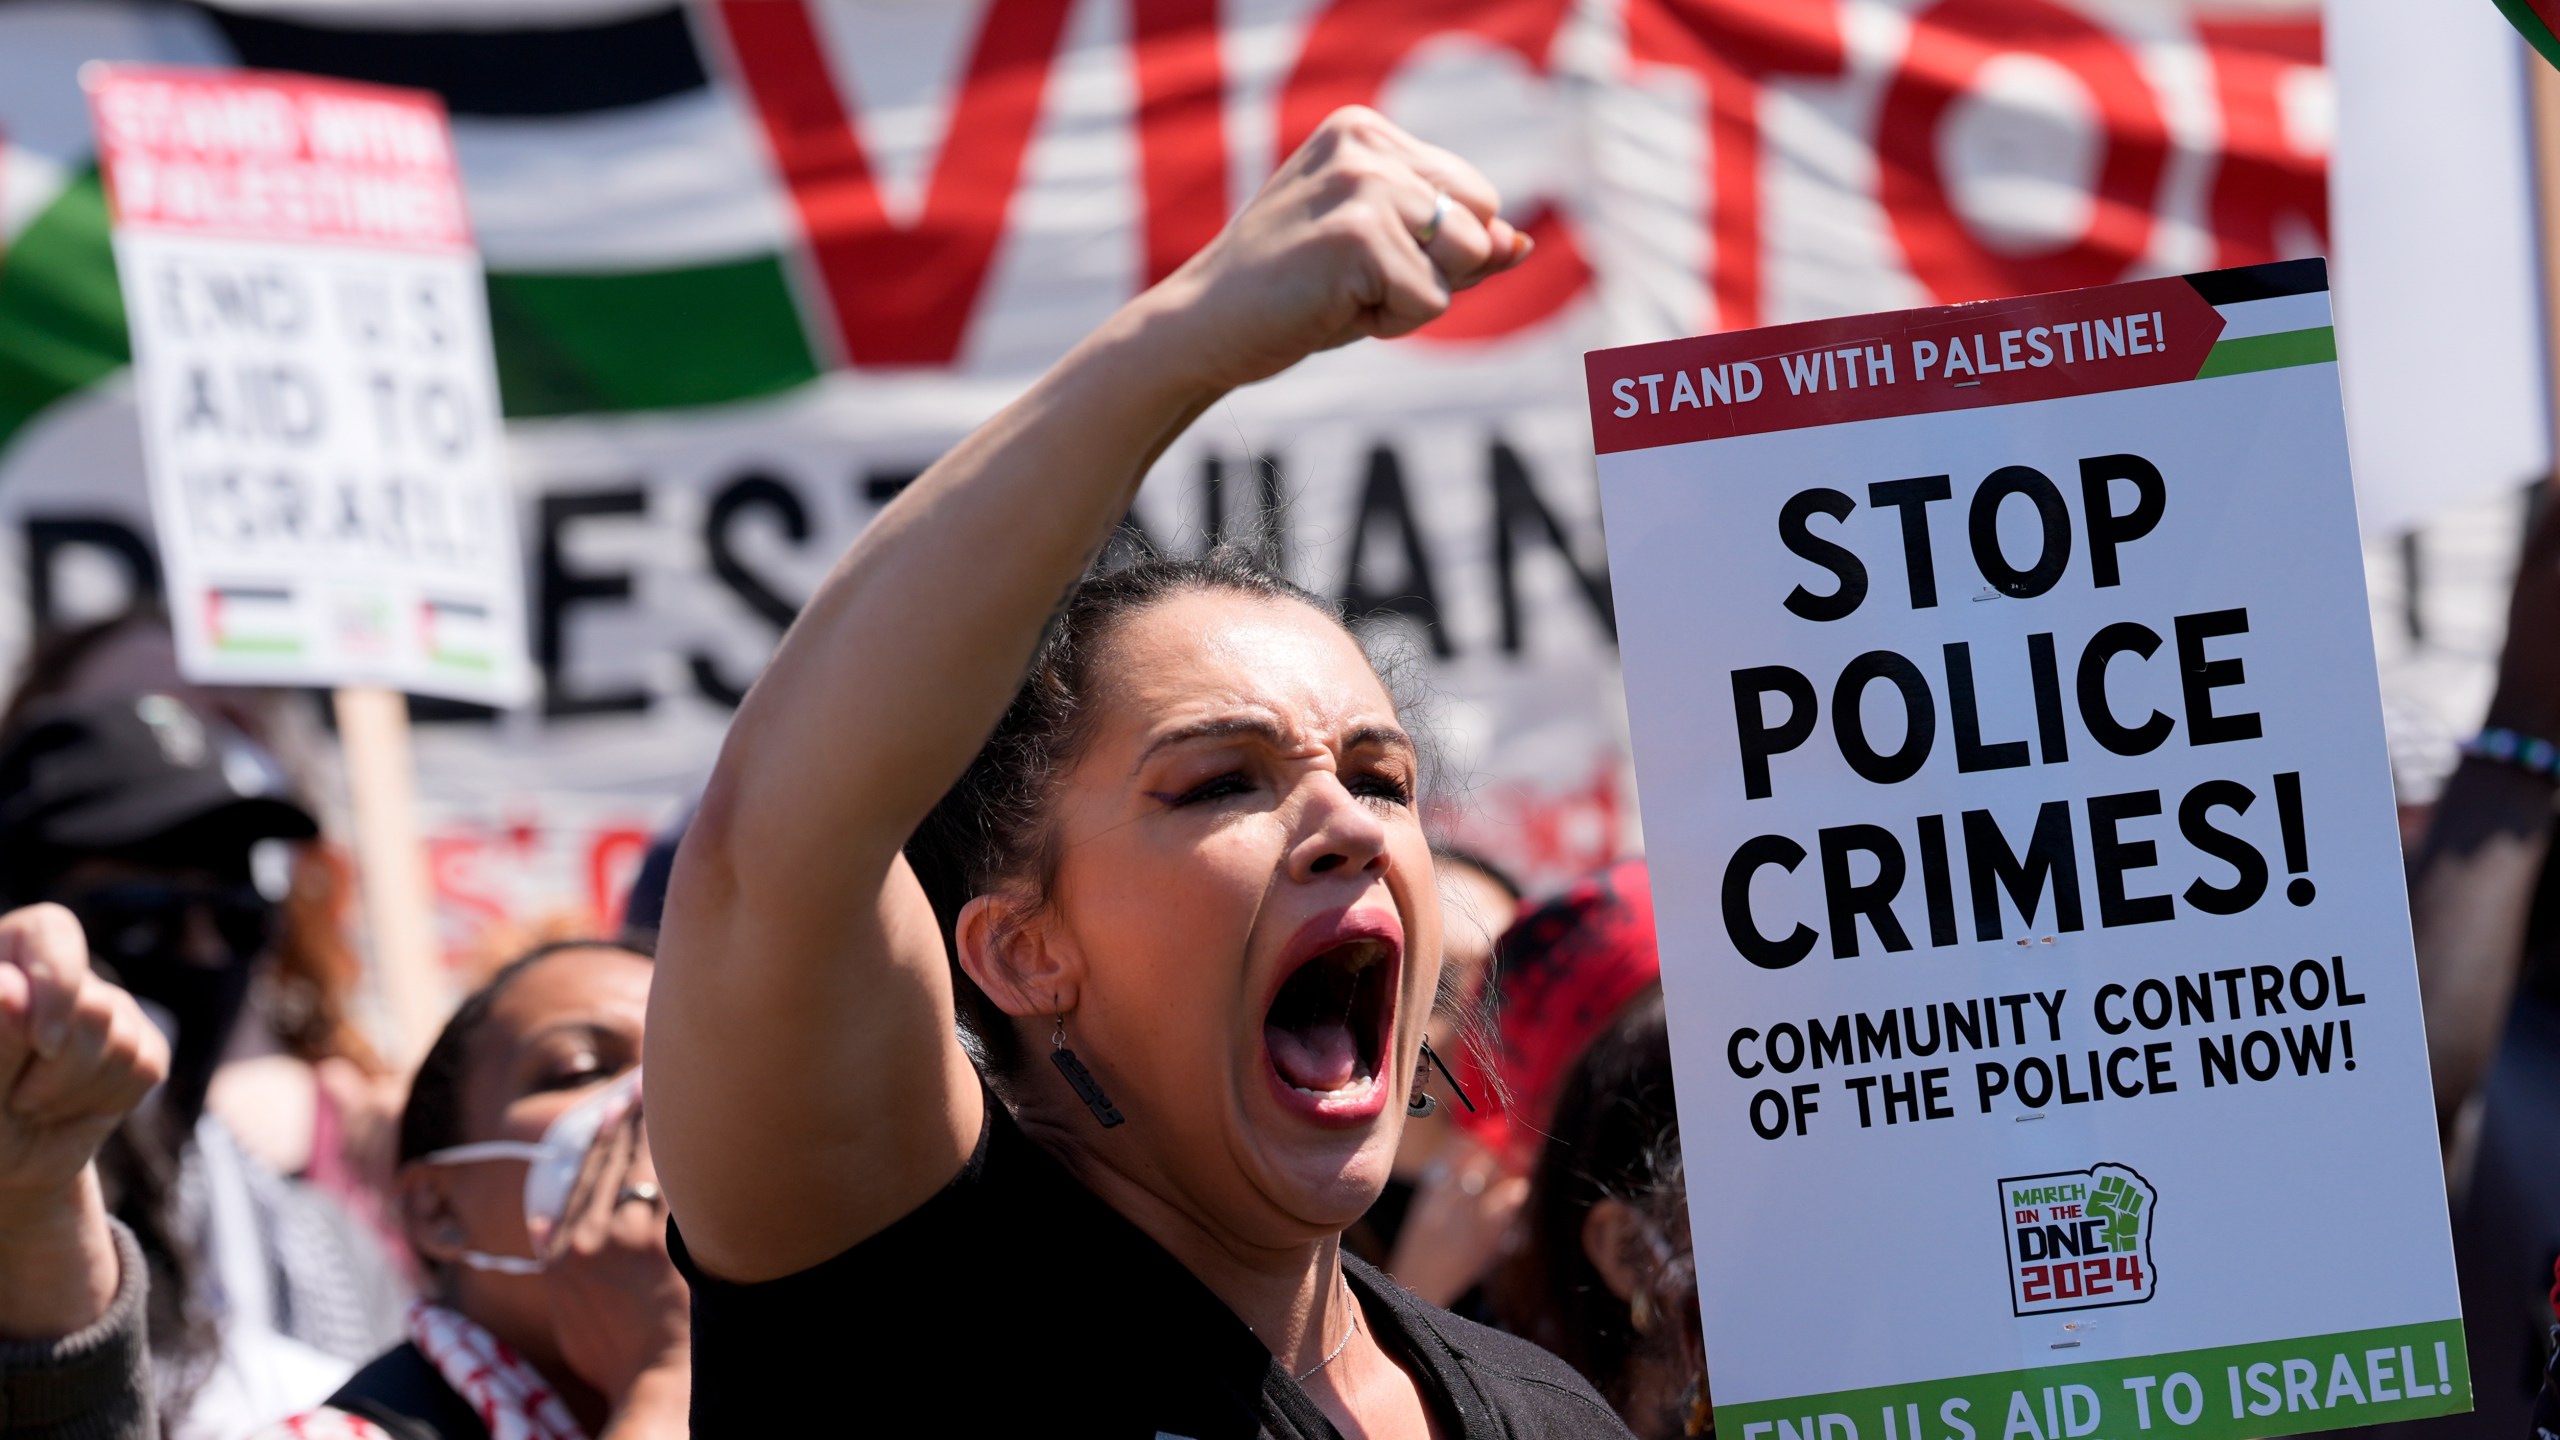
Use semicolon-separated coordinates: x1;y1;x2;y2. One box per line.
1587;260;2466;1438
84;65;528;706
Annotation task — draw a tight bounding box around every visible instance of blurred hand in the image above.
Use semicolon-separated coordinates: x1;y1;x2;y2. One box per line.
1388;1135;1528;1309
0;903;168;1230
2485;499;2560;743
1150;105;1531;394
542;1096;689;1416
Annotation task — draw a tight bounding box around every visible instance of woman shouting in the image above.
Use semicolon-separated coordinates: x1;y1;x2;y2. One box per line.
649;106;1633;1439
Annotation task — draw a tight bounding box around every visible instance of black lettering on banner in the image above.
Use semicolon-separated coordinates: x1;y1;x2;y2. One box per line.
1202;452;1288;572
1833;650;1934;784
1336;445;1451;658
859;469;921;505
1964;801;2084;939
2078;622;2172;755
2089;788;2175;927
1820;823;1911;958
1732;666;1817;801
24;517;163;632
1866;475;1952;609
2027;631;2069;763
2078;453;2166;588
1779;488;1865;621
1915;813;1959;946
689;472;812;707
1491;440;1615;654
538;489;651;718
1968;465;2070;598
1944;641;2030;772
2179;779;2268;915
1724;833;1817;969
2175;607;2264;745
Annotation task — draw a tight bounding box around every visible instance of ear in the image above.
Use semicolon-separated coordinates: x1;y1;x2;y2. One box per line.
1581;1197;1652;1305
399;1163;469;1268
952;888;1083;1020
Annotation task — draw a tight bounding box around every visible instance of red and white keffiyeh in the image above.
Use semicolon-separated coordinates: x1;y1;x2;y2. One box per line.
254;1303;589;1440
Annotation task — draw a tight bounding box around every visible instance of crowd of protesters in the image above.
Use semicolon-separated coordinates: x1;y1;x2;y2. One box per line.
0;104;2553;1440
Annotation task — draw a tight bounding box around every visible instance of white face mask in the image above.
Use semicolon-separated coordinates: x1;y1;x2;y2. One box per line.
420;1067;642;1275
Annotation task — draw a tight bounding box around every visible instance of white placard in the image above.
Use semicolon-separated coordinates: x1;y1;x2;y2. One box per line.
87;66;528;704
1586;262;2465;1438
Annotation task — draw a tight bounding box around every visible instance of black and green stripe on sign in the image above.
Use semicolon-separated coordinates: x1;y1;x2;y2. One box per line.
2494;0;2560;73
1716;1319;2468;1440
2195;327;2336;380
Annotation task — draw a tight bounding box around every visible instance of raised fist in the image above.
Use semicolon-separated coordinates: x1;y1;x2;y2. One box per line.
0;903;170;1228
1145;105;1532;395
2089;1172;2145;1255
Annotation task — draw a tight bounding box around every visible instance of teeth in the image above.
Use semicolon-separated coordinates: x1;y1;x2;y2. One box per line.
1288;1074;1379;1100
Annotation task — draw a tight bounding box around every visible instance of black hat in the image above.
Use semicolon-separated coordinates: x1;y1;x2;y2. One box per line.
0;692;317;890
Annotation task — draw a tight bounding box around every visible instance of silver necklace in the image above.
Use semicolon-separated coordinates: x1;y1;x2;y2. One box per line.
1294;1285;1360;1383
1257;1276;1360;1384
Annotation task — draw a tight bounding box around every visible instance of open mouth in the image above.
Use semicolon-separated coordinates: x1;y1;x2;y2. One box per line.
1264;935;1397;1103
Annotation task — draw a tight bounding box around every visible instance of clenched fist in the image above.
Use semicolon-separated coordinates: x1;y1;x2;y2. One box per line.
0;902;169;1338
1141;105;1533;395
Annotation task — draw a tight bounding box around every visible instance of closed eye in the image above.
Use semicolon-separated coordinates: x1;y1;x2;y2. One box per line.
1349;771;1414;806
1158;771;1253;807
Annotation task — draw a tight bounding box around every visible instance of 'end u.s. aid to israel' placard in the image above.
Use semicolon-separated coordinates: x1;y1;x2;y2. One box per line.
1586;260;2465;1440
84;65;529;705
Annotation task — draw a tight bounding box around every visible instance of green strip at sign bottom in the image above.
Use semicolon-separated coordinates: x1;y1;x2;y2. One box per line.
1716;1319;2468;1440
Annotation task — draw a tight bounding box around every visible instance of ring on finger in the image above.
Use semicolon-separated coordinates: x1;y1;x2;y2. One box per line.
1414;188;1452;247
616;1181;663;1208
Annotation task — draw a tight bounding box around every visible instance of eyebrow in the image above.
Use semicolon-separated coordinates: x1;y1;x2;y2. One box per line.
1132;717;1416;774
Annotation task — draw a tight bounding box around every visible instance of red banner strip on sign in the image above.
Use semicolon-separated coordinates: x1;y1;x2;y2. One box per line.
1584;273;2230;455
84;66;468;251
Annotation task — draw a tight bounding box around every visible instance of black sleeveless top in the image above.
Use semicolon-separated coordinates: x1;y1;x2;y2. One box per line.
670;1098;1631;1438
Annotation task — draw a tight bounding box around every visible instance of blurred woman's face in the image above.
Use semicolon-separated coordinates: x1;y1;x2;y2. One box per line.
407;947;650;1333
1026;590;1442;1245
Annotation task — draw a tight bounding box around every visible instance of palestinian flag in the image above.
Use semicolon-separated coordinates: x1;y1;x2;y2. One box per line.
0;2;823;453
2497;0;2560;69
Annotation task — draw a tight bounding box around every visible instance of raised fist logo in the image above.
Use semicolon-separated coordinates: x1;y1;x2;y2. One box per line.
2090;1172;2145;1254
1999;1163;2157;1316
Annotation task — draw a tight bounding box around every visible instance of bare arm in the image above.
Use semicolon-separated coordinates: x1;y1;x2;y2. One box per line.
2410;499;2560;1138
649;108;1526;1282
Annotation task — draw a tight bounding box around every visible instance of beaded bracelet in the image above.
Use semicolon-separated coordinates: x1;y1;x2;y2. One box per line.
2465;726;2560;780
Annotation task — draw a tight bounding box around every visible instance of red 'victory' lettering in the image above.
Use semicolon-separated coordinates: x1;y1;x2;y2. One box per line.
713;0;1079;368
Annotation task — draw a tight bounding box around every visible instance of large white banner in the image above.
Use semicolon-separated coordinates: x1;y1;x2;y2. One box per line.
1589;262;2462;1434
0;0;2362;952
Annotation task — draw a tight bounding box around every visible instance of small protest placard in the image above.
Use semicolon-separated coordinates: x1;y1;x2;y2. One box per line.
1587;260;2465;1439
86;66;528;704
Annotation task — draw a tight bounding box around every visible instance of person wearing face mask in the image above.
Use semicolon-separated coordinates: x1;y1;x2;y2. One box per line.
258;940;688;1440
650;108;1631;1437
0;693;407;1437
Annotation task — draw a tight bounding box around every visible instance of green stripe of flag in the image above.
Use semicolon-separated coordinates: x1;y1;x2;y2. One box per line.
0;172;129;452
0;174;821;442
2494;0;2560;72
485;257;820;418
2196;325;2336;379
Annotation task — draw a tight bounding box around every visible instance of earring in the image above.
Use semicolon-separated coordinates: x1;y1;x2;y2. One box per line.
1405;1065;1438;1118
1050;1017;1124;1128
1417;1038;1477;1114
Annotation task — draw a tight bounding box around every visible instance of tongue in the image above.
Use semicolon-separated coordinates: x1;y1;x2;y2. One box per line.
1267;1017;1361;1092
